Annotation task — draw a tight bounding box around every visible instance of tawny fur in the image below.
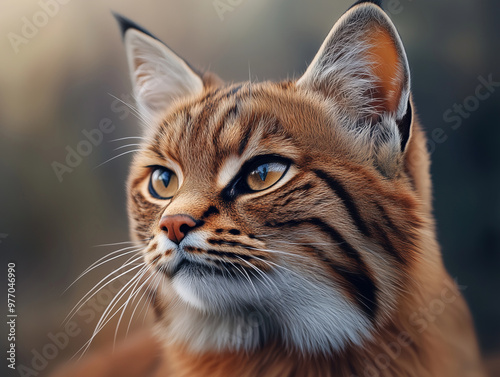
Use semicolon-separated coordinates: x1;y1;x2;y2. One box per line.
55;3;489;377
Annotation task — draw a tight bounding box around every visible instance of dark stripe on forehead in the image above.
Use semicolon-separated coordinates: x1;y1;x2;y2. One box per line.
213;104;239;144
237;114;290;156
192;84;244;141
238;125;254;155
202;84;243;106
199;87;222;103
224;84;243;98
211;86;243;142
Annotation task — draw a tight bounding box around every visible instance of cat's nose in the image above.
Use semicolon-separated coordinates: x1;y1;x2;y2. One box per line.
159;215;197;244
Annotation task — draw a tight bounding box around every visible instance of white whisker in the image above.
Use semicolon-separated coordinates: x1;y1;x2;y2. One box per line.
114;143;143;151
76;264;150;358
113;266;155;349
126;269;161;336
140;268;165;324
63;246;143;294
93;149;143;169
63;257;144;325
109;136;147;143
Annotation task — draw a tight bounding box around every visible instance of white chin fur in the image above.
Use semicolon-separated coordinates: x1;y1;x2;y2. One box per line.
172;278;206;310
158;267;372;354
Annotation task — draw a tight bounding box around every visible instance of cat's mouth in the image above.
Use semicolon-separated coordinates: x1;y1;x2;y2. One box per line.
167;258;207;278
161;256;241;279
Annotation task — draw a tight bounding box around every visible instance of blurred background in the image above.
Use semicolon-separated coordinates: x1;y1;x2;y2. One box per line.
0;0;499;376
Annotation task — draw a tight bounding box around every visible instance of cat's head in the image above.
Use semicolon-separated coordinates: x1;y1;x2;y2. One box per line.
117;1;426;354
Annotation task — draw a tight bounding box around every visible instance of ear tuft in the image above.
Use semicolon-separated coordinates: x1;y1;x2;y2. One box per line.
112;12;159;42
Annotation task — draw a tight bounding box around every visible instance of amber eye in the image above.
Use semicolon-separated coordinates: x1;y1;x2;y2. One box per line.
246;161;288;192
149;167;179;199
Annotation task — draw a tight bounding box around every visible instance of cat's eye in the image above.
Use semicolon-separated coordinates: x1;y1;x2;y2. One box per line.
245;161;288;192
149;167;179;199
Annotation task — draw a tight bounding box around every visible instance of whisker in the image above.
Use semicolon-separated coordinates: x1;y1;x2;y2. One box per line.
63;257;144;325
109;136;147;143
235;256;280;294
63;246;143;294
96;264;150;331
95;238;152;248
69;263;148;360
79;264;150;358
107;93;152;127
113;266;155;349
246;255;320;291
93;149;143;169
140;268;165;324
113;143;143;151
126;270;160;336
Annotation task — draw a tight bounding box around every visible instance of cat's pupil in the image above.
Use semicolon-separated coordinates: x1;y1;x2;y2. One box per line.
160;170;171;187
257;164;268;181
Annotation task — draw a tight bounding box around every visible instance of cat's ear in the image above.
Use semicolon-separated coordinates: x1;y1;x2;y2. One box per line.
114;14;204;121
297;1;412;175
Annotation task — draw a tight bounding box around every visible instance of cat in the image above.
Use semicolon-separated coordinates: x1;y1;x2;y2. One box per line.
55;1;487;376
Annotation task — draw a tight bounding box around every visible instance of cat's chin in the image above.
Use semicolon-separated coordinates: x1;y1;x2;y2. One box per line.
168;260;267;312
155;260;374;355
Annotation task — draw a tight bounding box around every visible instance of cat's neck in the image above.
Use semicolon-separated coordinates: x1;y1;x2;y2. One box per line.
155;274;484;377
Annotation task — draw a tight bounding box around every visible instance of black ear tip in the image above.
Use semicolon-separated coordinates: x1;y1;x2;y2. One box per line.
111;11;158;41
349;0;384;10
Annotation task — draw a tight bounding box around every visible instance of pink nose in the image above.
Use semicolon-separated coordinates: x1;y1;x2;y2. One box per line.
159;215;197;244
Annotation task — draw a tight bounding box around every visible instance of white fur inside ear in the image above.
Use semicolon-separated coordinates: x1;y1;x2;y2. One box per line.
297;4;412;174
124;29;204;122
297;4;410;120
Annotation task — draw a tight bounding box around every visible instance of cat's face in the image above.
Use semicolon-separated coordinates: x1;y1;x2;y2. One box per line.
120;2;422;353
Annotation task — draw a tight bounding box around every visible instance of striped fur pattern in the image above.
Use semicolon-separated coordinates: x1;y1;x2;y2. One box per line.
113;2;485;376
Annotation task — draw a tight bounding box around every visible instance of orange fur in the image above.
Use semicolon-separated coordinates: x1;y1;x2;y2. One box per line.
57;3;487;376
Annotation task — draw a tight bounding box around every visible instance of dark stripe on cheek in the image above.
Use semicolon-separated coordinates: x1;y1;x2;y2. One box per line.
313;169;371;238
207;238;254;249
303;245;377;321
206;249;254;261
375;202;414;244
265;217;378;320
372;223;406;264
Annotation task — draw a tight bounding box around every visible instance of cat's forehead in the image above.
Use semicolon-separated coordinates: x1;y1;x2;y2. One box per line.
144;81;340;174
